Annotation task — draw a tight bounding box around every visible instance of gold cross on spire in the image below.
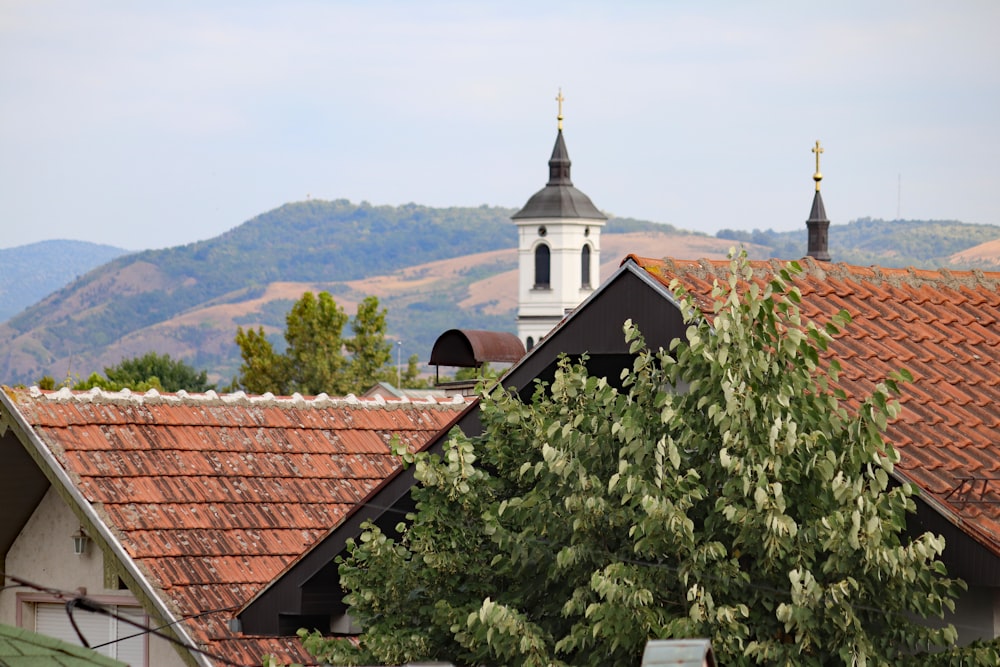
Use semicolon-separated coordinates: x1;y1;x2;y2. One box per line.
556;88;564;131
812;140;824;191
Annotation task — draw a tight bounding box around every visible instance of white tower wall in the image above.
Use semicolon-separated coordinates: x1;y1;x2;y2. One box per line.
516;218;603;349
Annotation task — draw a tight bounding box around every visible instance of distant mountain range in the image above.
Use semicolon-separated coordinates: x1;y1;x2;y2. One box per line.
1;200;998;386
716;217;1000;268
0;240;129;322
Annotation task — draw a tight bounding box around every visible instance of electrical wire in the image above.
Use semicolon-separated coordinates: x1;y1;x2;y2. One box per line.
65;596;250;667
87;604;239;652
2;573;256;667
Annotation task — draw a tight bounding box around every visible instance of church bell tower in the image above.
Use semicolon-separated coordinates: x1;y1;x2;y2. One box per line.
513;91;607;350
806;140;831;262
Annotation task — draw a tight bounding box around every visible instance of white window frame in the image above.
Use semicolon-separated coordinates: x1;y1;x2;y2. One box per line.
17;593;149;667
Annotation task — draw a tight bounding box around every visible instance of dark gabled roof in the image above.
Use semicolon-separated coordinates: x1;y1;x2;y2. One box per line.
512;130;606;221
238;262;686;632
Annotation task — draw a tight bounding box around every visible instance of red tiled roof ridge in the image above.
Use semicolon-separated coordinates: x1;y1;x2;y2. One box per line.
625;254;1000;290
20;385;468;410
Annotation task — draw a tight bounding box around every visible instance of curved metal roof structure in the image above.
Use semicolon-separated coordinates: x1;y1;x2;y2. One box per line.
429;329;526;367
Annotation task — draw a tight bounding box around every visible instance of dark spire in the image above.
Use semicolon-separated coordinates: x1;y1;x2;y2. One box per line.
547;131;572;186
512;91;605;221
807;140;830;262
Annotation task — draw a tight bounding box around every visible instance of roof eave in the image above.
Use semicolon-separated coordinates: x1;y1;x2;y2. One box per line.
0;389;214;667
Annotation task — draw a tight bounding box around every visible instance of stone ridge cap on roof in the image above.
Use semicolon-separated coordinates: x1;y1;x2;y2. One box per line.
624;254;1000;289
16;385;468;409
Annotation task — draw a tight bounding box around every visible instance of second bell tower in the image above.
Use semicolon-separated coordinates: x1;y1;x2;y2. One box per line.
512;91;607;350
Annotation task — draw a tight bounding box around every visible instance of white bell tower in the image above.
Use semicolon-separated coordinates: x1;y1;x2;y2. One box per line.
513;91;606;351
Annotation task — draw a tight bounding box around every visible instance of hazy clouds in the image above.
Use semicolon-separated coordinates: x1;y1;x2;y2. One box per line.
2;1;997;249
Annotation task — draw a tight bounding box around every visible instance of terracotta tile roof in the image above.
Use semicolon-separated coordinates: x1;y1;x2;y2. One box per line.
7;387;467;666
629;254;1000;556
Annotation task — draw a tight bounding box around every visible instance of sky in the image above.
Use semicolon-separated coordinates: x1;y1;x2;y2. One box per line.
2;1;998;251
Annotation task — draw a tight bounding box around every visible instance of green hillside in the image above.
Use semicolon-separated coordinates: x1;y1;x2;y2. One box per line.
716;217;1000;268
7;201;511;335
1;201;996;387
0;200;675;385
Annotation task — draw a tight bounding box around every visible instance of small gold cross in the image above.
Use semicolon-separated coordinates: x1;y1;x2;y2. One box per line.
556;88;564;131
812;140;824;191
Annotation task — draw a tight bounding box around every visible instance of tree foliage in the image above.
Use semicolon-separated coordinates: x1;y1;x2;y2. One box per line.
235;292;412;396
400;353;431;389
303;252;985;666
345;296;393;389
453;362;499;382
67;351;214;392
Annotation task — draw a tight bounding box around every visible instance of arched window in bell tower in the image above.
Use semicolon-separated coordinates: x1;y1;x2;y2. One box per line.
581;244;591;288
534;244;551;289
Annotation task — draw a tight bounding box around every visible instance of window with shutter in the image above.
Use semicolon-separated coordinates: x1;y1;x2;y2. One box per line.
33;601;147;666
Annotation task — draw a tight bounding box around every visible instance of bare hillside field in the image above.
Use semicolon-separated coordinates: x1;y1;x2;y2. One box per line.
949;239;1000;266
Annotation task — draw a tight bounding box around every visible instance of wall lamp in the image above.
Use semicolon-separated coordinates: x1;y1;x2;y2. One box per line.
72;527;90;556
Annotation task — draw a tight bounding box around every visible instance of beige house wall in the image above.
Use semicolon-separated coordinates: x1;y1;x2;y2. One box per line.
0;486;187;667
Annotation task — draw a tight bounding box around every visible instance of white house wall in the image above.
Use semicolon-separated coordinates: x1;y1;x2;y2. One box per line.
0;486;187;667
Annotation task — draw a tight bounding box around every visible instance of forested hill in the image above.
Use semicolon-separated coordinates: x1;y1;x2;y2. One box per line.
716;217;1000;268
3;202;510;342
0;240;128;322
1;200;997;387
0;200;678;385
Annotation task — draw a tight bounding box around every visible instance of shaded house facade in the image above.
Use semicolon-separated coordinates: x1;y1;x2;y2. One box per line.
0;388;466;666
244;253;1000;645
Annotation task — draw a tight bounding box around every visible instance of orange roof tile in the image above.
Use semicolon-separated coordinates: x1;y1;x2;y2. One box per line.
628;254;1000;557
7;387;466;666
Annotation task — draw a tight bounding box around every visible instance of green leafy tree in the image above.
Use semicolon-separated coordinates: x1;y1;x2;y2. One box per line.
346;296;393;390
284;291;350;394
69;352;214;392
303;252;984;666
235;292;404;396
400;353;431;389
452;361;498;382
233;325;290;394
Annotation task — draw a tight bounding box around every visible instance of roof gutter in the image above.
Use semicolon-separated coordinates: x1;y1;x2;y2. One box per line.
0;389;213;667
892;467;1000;559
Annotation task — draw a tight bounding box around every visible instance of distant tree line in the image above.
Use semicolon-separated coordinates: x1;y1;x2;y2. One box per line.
38;293;431;396
38;351;215;393
232;292;427;395
716;217;1000;267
